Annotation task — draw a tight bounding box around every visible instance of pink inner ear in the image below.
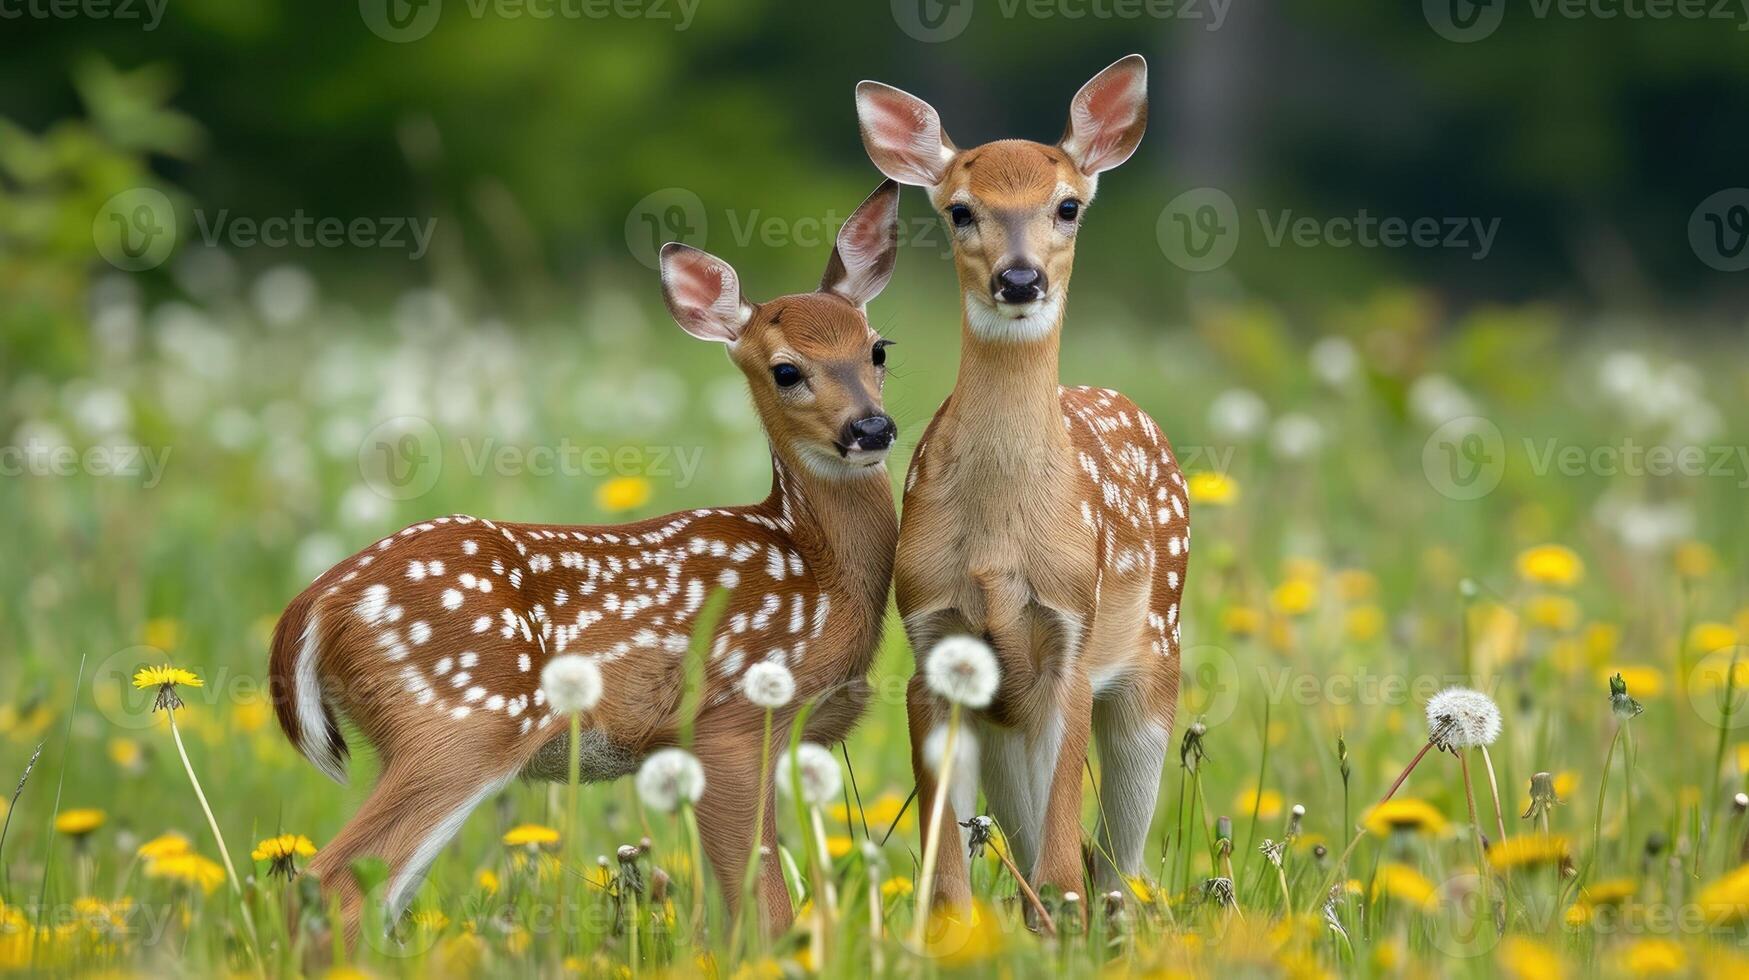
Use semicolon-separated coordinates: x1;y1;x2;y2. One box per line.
1076;72;1143;139
673;259;729;311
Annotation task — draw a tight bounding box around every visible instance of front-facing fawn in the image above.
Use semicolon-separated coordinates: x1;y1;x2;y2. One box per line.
269;181;905;937
855;56;1187;912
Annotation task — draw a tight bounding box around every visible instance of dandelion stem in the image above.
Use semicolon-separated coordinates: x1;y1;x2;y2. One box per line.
911;702;961;948
1583;721;1625;887
565;711;582;952
1699;649;1740;877
1479;745;1508;845
169;710;263;971
731;707;775;964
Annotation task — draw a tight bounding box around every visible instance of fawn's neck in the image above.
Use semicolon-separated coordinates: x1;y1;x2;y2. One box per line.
946;301;1071;453
766;456;897;616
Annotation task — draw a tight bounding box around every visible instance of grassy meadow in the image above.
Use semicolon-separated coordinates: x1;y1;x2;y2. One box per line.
3;269;1749;979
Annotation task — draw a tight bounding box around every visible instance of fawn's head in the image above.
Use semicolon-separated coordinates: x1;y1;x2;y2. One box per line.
856;55;1148;342
659;180;902;479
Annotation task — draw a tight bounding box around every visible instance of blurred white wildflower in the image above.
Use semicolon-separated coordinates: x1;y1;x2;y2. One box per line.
153;303;239;382
742;661;796;709
1426;687;1502;749
1408;374;1477;428
776;742;842;806
294;533;346;583
392;289;463;340
1208;388;1268;441
1597;349;1653;402
338;483;391;527
172;248;239;303
541;655;604;715
1594;495;1693;554
1269;413;1325;461
1309;336;1359;387
209;406;258;451
67;385;131;437
923;636;1000;708
921;723;979;779
252;265;318;328
636;748;706;812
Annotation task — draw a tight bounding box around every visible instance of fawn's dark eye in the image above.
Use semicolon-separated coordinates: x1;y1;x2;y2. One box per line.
948;204;974;228
1057;199;1081;222
771;364;803;388
872;340;892;367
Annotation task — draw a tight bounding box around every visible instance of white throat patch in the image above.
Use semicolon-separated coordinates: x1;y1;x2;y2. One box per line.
964;291;1063;343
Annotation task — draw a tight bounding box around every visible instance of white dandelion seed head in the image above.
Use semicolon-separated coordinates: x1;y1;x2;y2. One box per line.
1425;686;1502;749
635;748;706;813
540;655;603;715
775;742;842;806
921;722;980;779
923;635;1000;709
741;661;795;709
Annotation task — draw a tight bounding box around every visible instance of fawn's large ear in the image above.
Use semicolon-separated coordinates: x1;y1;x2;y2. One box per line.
820;180;901;308
855;81;956;187
1060;54;1149;177
659;244;753;344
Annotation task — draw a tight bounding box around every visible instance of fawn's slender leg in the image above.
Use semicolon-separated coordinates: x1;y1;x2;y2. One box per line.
693;719;793;936
1033;674;1093;908
1091;689;1170;891
908;674;972;911
979;723;1042;875
306;753;516;943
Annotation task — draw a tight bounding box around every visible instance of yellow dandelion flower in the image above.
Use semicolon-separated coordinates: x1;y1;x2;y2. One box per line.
1270;578;1318;617
1344;605;1385;643
1517;544;1584;587
1584;622;1620;661
1498;936;1566;980
1334;569;1378;602
1186;471;1237;506
1222;605;1263;637
1486;834;1569;871
1696;863;1749;921
410;909;449;931
1623;938;1687;975
880;877;912;899
920;900;1003;967
1362;799;1449;837
1690;622;1741;656
252;834;318;879
233;700;274;734
476;869;500;895
595;476;653;514
1579;878;1637;906
142;617;182;652
145;853;226;894
1371;863;1437;910
131;665;203;712
136;832;192;861
824;835;853;859
107;738;143;772
1674;541;1718;579
502;824;560;848
1234;787;1284;822
54;809;106;838
1524;594;1580;632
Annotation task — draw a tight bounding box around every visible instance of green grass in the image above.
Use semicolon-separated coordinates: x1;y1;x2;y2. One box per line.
2;278;1748;977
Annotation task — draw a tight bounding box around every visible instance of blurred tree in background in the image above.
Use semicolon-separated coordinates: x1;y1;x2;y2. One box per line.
2;0;1747;322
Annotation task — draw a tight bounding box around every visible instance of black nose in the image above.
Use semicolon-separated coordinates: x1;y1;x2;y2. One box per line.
845;415;897;452
994;266;1045;303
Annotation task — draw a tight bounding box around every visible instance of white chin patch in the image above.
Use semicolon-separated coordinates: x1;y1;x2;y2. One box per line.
964;291;1062;343
797;444;888;480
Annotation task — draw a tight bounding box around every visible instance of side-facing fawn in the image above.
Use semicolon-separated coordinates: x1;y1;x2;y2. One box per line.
269;181;905;936
855;56;1187;911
